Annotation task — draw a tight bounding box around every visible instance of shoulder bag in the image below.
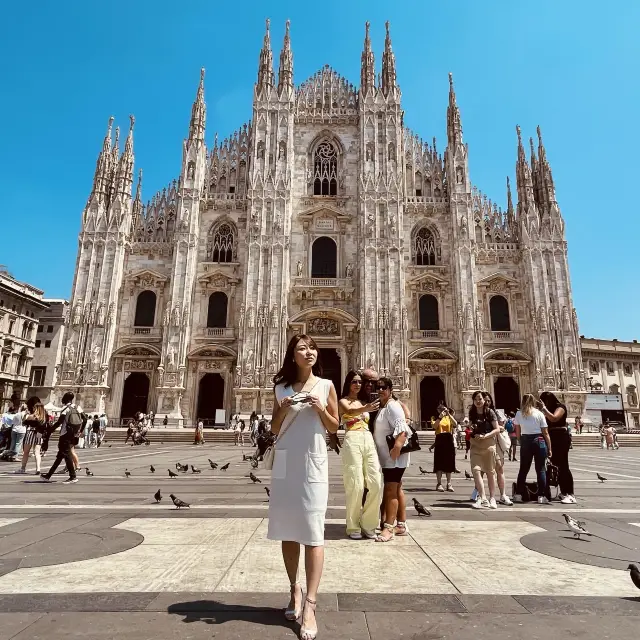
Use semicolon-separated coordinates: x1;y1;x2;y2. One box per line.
496;428;512;453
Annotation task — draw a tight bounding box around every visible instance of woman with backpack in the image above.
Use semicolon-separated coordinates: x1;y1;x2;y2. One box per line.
16;396;47;474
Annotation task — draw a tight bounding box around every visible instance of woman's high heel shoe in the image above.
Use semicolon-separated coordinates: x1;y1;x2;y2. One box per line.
300;597;318;640
284;582;302;621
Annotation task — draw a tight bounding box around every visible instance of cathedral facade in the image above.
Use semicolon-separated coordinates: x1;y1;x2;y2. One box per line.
54;20;587;426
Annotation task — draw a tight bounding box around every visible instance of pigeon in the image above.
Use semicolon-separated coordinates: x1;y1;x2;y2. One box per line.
628;564;640;590
412;498;431;517
154;489;162;503
419;466;429;475
191;465;201;474
242;454;252;461
85;468;93;476
208;459;218;469
265;487;270;498
597;473;607;483
563;513;591;539
220;463;230;471
465;470;473;480
249;472;262;484
176;463;188;472
170;493;190;509
168;469;178;478
150;465;155;473
125;469;131;478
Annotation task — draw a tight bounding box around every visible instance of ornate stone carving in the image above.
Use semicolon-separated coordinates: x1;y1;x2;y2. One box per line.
308;317;339;335
247;304;255;328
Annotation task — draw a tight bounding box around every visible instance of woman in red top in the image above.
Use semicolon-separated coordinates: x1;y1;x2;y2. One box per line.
464;421;472;460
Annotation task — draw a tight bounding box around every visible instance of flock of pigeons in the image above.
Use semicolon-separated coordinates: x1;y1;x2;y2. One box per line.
80;452;640;591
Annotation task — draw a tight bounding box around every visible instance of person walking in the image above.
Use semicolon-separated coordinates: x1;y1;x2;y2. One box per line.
162;415;168;427
468;391;500;509
538;391;575;504
512;394;552;504
506;412;518;461
2;402;27;462
40;392;82;484
433;404;457;492
16;396;47;474
268;334;339;640
373;377;412;542
338;370;382;540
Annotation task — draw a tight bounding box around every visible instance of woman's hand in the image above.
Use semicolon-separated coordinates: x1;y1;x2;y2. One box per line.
280;396;295;409
390;444;403;460
362;400;380;413
306;394;326;415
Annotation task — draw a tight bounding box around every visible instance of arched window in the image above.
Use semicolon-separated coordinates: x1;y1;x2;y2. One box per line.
489;295;510;331
207;292;228;328
17;348;28;376
413;226;438;265
210;223;235;263
313;142;338;196
134;290;156;327
311;237;337;278
419;295;439;330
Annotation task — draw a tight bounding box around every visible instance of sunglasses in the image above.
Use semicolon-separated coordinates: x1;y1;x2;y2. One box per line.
377;385;389;391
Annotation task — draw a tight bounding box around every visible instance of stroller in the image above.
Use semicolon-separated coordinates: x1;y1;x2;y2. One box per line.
250;431;276;468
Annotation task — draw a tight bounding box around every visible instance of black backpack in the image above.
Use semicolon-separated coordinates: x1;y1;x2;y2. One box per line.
66;406;84;436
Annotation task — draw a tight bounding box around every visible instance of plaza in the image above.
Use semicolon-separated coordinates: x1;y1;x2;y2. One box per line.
0;442;638;639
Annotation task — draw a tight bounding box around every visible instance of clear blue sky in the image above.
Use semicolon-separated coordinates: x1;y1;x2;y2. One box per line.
1;1;638;340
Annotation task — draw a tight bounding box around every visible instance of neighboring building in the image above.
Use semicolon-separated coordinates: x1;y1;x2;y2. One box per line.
0;268;48;410
580;337;640;428
29;299;69;404
54;20;587;425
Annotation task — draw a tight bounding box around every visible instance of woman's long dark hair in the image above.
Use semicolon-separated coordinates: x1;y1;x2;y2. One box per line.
341;370;361;399
273;334;323;387
539;391;562;412
469;390;492;423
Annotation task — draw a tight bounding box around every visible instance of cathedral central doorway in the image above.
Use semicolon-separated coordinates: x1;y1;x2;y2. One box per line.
120;372;150;420
493;376;520;415
420;376;445;430
319;348;342;396
196;373;225;426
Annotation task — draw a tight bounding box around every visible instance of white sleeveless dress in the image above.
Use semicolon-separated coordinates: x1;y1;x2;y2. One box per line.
267;378;331;546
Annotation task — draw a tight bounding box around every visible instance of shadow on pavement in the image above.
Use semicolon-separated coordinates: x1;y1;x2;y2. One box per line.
167;600;294;631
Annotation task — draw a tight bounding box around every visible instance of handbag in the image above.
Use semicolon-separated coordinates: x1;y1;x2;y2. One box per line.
262;411;299;470
262;377;320;470
386;424;421;455
496;428;512;453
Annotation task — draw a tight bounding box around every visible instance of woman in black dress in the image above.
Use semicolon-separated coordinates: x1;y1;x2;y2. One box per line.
432;404;457;492
538;391;575;504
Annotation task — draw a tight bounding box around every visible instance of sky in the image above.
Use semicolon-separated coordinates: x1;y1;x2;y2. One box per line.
1;0;638;340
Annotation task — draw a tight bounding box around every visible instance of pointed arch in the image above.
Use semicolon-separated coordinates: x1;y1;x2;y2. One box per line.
411;223;441;266
308;131;344;197
207;218;237;263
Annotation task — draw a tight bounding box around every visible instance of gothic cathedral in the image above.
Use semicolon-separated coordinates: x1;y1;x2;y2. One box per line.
55;20;587;425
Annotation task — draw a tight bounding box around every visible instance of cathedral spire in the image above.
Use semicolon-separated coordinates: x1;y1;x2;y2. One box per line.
537;125;557;209
446;73;463;148
256;18;274;95
515;125;536;214
90;116;114;199
116;115;135;198
360;21;375;95
277;19;294;96
189;68;206;141
381;21;398;96
506;176;516;229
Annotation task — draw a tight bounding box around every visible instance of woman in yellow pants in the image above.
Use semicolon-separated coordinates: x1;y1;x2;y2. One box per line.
338;370;383;540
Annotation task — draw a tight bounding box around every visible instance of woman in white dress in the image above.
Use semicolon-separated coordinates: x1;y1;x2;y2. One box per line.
268;334;339;640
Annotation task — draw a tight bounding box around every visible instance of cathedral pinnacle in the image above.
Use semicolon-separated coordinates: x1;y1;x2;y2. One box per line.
360;21;375;95
537;125;556;206
515;125;536;214
277;19;294;96
446;72;463;148
256;18;274;94
189;68;206;141
381;21;398;96
115;115;135;198
90;116;116;201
